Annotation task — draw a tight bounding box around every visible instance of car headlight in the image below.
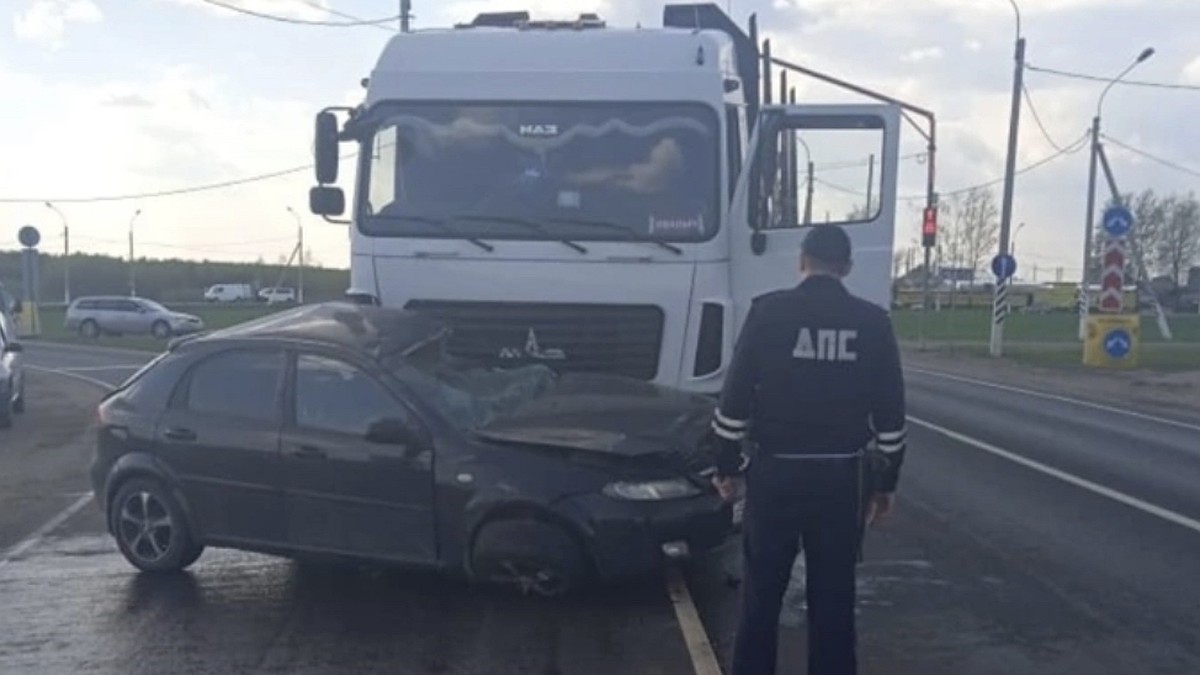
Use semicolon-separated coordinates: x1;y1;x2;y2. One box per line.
603;478;701;501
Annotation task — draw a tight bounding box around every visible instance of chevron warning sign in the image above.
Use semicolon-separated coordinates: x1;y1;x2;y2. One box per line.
1100;238;1126;312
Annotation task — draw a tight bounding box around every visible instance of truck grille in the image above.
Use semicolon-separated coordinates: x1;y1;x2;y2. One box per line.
404;300;664;380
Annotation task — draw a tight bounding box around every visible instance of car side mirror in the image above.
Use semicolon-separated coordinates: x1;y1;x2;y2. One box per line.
365;417;423;447
310;186;346;216
4;342;23;353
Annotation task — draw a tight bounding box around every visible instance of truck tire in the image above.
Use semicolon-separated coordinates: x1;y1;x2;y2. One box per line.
470;518;588;598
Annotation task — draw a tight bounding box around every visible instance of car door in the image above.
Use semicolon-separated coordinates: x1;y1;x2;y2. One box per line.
281;351;436;563
155;347;286;545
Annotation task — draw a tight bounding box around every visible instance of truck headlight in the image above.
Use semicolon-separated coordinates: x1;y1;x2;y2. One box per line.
603;478;700;501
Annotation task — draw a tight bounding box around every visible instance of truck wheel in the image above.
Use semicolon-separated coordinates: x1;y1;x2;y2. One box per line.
110;478;204;573
470;519;587;598
79;320;100;339
152;320;171;339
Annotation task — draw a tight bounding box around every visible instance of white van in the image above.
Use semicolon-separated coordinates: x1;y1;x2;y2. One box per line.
203;284;254;303
258;287;297;304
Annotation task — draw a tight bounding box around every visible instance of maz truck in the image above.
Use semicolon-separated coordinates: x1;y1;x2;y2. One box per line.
309;4;930;394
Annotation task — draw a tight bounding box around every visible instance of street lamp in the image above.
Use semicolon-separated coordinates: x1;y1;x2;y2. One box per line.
1078;46;1155;339
128;209;142;297
1011;222;1026;256
44;202;70;304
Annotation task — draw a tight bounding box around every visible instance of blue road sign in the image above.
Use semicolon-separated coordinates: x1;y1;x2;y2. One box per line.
17;225;40;249
991;253;1018;279
1103;328;1132;359
1102;205;1133;238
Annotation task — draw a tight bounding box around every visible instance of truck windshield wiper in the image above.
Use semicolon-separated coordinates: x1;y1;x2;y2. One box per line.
449;214;588;255
544;217;683;255
365;213;495;252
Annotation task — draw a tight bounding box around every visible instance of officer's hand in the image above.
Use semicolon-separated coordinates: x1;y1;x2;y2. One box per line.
865;493;896;525
712;476;739;502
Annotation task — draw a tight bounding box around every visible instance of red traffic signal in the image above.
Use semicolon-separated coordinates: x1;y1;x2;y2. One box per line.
921;207;937;247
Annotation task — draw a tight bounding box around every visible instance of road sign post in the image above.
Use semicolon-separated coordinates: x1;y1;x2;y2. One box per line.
1084;205;1137;368
17;225;42;337
988;252;1017;357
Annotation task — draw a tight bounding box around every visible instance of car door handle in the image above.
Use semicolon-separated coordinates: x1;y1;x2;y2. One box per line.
163;427;197;442
291;445;327;460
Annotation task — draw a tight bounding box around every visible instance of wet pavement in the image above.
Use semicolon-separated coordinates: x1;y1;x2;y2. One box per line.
4;343;1200;674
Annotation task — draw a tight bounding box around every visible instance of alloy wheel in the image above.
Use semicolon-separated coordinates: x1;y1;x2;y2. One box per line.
117;491;175;565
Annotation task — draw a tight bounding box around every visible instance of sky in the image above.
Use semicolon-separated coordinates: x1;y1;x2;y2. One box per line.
2;0;1199;280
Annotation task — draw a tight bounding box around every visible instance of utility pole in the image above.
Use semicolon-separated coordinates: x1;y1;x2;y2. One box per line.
128;209;142;297
990;28;1025;358
44;202;69;304
400;0;411;32
288;206;305;304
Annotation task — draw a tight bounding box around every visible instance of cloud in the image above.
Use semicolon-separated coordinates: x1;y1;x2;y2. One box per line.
105;93;154;108
1183;56;1200;85
901;47;944;63
13;0;102;50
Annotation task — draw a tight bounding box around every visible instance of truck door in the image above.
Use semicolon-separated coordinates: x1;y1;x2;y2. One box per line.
727;104;901;328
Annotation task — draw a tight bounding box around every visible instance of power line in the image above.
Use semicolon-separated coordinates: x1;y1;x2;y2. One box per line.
1101;134;1200;180
289;0;396;32
197;0;400;27
1021;83;1073;153
0;163;312;204
1026;63;1200;92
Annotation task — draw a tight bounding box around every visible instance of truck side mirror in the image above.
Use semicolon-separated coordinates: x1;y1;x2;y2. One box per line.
309;186;346;217
314;111;340;185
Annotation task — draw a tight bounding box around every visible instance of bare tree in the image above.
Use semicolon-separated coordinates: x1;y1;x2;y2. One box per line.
1157;193;1200;287
948;187;1000;276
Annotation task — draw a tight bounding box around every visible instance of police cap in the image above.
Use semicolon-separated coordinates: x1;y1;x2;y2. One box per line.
801;225;852;266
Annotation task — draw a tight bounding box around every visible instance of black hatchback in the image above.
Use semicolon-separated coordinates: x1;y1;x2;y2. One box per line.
92;303;734;595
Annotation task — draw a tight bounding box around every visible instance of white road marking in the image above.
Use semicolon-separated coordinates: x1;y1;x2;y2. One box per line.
909;415;1200;536
0;493;95;571
666;565;724;675
0;368;113;572
907;367;1200;433
26;364;118;390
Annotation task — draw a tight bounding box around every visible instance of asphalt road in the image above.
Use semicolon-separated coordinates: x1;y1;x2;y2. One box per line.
3;341;1199;674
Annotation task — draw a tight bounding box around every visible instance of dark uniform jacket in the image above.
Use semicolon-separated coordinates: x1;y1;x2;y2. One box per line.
711;275;907;492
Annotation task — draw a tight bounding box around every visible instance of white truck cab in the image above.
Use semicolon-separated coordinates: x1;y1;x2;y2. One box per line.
310;4;930;394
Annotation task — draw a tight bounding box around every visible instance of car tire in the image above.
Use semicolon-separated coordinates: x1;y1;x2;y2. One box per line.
110;477;204;573
470;518;588;598
151;320;172;339
79;319;100;339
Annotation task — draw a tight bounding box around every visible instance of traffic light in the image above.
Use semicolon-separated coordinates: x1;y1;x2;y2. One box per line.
921;206;937;248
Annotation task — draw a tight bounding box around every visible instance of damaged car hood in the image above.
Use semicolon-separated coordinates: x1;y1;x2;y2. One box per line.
473;374;716;462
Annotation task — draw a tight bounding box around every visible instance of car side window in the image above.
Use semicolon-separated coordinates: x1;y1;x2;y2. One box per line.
184;350;284;422
294;354;399;437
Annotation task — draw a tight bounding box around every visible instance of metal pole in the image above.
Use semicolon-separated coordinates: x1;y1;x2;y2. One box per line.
400;0;410;32
128;209;141;297
804;160;814;225
1078;116;1100;340
288;206;306;304
990;36;1025;358
63;226;70;305
45;202;69;304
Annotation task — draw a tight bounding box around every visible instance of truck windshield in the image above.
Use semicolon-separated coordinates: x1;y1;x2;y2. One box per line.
358;102;720;243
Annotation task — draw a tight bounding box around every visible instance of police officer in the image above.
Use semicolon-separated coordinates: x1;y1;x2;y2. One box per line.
711;224;907;675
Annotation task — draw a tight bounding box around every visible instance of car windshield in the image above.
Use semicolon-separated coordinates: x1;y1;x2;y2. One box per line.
388;338;557;431
357;102;720;243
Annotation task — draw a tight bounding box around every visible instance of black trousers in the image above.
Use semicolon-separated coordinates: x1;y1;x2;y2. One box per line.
731;453;862;675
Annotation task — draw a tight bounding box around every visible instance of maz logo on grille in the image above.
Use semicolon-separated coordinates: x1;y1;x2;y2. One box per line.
499;329;567;361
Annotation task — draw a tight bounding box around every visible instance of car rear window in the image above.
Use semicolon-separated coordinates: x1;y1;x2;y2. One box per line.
113;353;188;411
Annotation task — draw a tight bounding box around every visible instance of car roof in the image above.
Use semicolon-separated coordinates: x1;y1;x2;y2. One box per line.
193;302;448;361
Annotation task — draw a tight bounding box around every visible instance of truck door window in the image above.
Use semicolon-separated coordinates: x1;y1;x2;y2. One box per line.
759;116;885;229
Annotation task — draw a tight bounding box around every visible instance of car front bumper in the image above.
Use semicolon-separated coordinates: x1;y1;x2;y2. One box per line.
562;491;737;581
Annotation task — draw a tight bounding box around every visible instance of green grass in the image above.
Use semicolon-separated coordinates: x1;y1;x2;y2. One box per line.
28;303;286;352
893;309;1200;345
944;343;1200;372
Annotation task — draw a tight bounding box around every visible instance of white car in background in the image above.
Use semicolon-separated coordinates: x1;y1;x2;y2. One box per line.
258;287;297;304
203;284;254;303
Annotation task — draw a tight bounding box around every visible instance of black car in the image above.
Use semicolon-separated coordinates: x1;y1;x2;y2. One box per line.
92;302;733;595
